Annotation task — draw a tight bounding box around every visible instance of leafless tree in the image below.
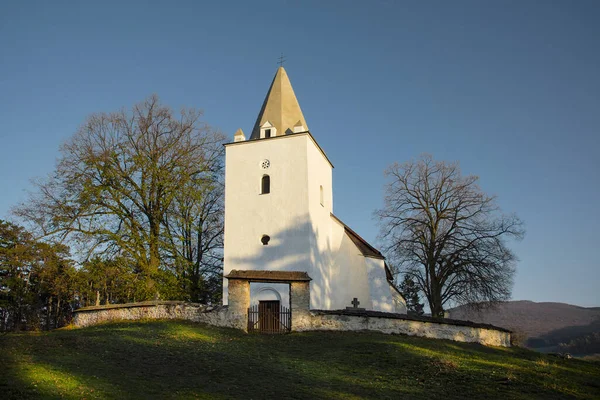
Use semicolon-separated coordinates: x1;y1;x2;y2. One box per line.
376;155;524;318
14;95;226;297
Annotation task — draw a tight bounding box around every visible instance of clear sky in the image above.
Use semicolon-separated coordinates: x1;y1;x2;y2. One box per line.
1;1;598;307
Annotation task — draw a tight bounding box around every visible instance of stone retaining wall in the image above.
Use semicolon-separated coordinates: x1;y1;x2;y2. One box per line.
301;311;511;347
73;301;235;329
73;301;510;347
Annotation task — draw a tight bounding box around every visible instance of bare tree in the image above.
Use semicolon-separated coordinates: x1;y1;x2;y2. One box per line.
14;95;225;297
376;155;524;318
162;169;224;303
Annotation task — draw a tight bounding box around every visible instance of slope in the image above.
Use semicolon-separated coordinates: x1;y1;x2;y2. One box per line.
1;320;599;399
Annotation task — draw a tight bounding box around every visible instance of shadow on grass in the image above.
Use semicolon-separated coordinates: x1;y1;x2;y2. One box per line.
2;320;600;400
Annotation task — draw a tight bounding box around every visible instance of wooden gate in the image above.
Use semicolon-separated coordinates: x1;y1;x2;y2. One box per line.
248;301;291;334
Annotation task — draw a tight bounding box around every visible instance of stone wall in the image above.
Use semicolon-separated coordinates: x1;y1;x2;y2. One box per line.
73;301;235;329
290;281;311;329
227;279;250;330
73;300;510;348
296;310;510;347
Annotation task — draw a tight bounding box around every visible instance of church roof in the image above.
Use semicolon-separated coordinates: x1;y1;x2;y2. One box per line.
330;214;385;260
250;66;309;139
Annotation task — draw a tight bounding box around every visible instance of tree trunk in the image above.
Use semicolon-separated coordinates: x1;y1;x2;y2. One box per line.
429;282;445;319
47;296;52;330
147;218;161;299
56;297;61;328
430;302;445;319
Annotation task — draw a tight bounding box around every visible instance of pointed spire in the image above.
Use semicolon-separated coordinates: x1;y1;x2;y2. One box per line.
250;67;309;139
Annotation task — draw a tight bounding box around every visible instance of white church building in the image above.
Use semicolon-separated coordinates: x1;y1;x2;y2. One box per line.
222;66;406;315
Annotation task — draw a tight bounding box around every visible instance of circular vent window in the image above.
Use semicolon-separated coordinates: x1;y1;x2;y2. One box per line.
261;235;271;245
261;159;270;169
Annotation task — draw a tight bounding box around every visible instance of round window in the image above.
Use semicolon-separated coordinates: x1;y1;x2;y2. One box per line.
261;235;271;245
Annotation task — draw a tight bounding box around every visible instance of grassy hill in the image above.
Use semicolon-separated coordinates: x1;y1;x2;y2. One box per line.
1;320;599;399
447;301;600;354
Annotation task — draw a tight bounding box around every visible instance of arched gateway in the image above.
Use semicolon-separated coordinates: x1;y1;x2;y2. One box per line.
225;270;311;334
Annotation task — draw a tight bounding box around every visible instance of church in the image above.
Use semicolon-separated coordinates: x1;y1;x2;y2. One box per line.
73;67;509;346
222;66;406;316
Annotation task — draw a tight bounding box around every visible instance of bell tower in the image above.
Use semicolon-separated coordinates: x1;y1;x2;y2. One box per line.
222;67;334;306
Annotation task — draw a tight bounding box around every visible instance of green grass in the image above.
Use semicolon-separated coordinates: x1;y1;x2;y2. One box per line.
1;320;599;399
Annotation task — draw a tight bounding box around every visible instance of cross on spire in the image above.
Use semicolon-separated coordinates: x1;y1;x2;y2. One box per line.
277;53;286;67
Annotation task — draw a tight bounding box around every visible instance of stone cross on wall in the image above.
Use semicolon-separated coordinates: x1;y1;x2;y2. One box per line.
346;297;365;311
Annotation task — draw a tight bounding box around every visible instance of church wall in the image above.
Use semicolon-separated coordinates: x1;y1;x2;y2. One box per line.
328;223;373;310
390;282;408;313
304;139;378;311
223;135;313;305
223;134;399;313
365;257;396;312
305;138;335;309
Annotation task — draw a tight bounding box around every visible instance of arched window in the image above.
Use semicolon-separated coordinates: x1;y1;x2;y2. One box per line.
261;175;270;194
320;185;324;206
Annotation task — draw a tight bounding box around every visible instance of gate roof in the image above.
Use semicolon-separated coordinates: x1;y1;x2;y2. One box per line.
225;270;312;283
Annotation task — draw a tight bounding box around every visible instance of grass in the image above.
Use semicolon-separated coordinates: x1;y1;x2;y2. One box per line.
1;320;599;399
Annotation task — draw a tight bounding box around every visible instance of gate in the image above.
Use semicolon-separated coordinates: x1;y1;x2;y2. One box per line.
248;300;291;334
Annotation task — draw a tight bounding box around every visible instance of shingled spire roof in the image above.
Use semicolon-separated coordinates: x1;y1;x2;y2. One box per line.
250;66;309;139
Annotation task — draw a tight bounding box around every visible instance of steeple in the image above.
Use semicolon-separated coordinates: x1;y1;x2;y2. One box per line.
250;67;309;139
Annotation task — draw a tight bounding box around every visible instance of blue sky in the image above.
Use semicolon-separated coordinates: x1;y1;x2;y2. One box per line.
1;1;598;307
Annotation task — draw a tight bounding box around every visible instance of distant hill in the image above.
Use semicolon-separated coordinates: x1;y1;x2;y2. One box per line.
447;300;600;354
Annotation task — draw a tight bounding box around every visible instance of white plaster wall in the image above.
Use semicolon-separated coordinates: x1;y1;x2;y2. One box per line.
306;137;335;309
305;138;397;312
250;282;290;307
327;221;372;310
390;283;408;313
366;258;395;312
223;133;398;313
223;135;312;305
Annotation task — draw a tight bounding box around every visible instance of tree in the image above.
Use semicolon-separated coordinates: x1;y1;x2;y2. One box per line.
15;96;225;299
0;220;75;331
397;274;424;316
376;155;524;318
162;157;224;304
75;256;139;307
0;220;37;330
34;241;76;330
